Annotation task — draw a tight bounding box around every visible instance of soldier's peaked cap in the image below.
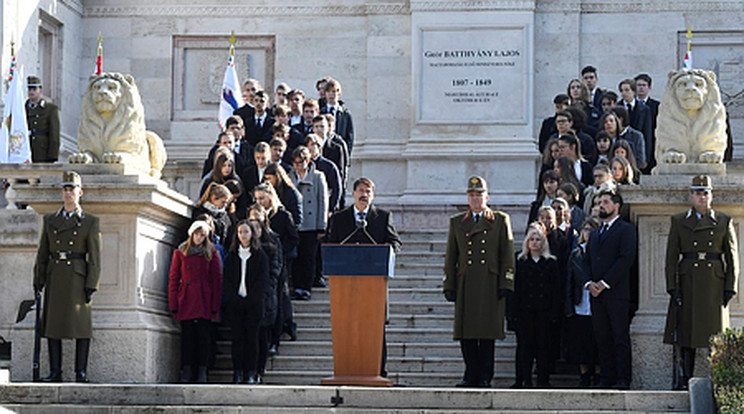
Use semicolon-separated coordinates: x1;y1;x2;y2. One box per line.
61;171;82;188
467;176;488;193
691;175;712;191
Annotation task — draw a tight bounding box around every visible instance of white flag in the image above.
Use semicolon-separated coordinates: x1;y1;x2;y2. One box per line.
0;63;31;164
218;53;244;131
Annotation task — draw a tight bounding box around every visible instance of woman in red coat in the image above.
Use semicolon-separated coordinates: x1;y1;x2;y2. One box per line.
169;220;222;383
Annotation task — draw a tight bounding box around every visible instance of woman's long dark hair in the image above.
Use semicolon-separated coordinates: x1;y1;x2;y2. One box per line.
229;219;262;253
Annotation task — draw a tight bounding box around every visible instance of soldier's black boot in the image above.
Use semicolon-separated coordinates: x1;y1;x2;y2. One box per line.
180;366;193;383
196;366;208;383
681;347;696;389
39;339;62;382
75;338;91;383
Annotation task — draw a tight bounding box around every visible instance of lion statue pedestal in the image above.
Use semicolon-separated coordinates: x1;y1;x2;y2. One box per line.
69;72;167;179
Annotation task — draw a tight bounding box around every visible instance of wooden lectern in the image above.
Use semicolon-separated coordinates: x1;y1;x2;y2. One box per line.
320;244;395;386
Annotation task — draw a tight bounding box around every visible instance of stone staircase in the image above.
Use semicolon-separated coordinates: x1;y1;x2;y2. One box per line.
0;383;690;413
210;229;571;387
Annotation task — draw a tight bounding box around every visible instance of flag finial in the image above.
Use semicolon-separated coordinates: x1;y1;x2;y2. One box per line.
10;40;14;56
686;25;693;40
229;31;236;45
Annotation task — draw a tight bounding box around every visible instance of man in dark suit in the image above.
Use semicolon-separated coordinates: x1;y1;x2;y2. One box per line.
314;115;349;209
618;79;652;166
586;190;637;389
634;74;659;174
320;78;354;155
239;142;272;203
243;90;274;146
326;177;402;376
538;94;569;153
305;134;341;213
582;66;605;109
327;177;401;251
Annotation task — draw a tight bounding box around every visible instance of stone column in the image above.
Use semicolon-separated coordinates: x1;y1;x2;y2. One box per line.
624;171;744;390
6;164;192;383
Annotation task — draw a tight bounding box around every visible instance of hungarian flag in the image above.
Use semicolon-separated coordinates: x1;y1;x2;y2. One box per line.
0;48;31;164
218;33;244;131
93;33;103;75
683;26;693;70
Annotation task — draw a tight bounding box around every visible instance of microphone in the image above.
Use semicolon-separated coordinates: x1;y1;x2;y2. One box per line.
359;219;377;245
339;219;377;245
340;220;365;245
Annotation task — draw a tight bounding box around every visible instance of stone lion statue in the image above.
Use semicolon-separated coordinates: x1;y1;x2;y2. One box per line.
70;72;167;178
655;69;727;165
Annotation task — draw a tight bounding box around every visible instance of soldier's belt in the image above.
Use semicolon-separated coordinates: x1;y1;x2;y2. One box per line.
50;251;86;260
30;130;48;136
682;252;722;261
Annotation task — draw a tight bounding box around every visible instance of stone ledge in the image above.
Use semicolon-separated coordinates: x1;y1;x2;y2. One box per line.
0;384;690;411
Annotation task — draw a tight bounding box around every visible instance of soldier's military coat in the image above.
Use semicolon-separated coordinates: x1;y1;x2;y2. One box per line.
25;98;60;162
444;208;515;340
663;209;739;348
33;208;101;339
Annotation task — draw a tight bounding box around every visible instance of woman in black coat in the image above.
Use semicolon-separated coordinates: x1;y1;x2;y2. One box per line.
511;223;561;389
222;220;269;384
254;183;300;350
246;203;282;383
263;163;303;227
564;217;601;387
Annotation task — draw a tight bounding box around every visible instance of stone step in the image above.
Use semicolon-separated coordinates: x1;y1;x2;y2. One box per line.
294;313;453;329
217;340;517;359
0;384;689;413
292;300;453;315
307;287;447;303
389;275;444;289
280;327;454;343
212;355;516;375
394;262;446;276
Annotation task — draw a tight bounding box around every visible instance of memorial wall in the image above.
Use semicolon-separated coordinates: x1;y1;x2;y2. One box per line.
1;0;743;205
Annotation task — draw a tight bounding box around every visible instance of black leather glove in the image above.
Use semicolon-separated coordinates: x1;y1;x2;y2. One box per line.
498;289;510;299
723;291;735;307
444;290;456;303
668;288;682;306
84;288;95;304
33;284;44;296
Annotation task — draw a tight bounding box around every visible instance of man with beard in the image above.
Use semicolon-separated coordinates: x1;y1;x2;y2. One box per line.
586;190;637;389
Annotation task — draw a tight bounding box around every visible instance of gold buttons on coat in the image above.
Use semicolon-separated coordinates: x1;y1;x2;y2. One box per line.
481;240;486;244
480;259;486;264
693;241;698;246
467;250;472;255
468;260;472;265
481;250;486;254
468;241;472;246
694;263;699;267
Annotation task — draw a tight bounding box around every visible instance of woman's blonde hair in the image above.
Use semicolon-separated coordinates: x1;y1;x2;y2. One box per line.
518;223;554;260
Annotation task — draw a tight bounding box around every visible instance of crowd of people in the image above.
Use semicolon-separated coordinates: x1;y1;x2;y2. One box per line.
512;66;658;389
168;76;360;384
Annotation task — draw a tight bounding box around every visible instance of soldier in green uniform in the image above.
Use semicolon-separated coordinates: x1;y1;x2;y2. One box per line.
443;176;515;388
663;175;739;389
33;171;101;382
25;75;60;163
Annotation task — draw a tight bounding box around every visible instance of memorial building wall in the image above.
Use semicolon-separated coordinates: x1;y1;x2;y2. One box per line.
1;0;743;203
